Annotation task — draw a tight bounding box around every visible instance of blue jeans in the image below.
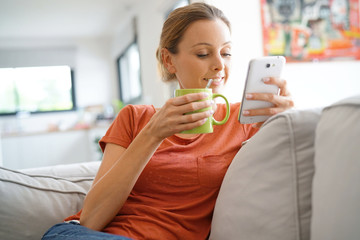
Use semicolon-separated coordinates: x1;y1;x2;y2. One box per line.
42;221;132;240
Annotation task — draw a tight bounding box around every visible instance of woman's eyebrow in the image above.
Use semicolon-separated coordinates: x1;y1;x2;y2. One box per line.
191;42;211;48
191;41;232;48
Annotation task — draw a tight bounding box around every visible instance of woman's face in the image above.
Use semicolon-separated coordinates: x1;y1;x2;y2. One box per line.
168;19;232;93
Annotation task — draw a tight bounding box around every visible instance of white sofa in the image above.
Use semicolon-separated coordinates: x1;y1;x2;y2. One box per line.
1;95;360;240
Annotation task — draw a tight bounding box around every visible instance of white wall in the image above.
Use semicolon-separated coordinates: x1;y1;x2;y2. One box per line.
135;0;180;107
207;0;360;109
75;37;114;107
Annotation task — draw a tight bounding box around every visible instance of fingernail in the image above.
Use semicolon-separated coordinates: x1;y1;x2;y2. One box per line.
243;110;250;115
245;93;253;99
262;77;270;82
203;92;210;97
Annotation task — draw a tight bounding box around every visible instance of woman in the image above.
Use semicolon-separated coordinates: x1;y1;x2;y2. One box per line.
42;3;293;240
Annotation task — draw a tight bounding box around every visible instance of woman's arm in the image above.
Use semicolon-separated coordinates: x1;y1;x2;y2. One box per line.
80;130;162;231
79;92;213;231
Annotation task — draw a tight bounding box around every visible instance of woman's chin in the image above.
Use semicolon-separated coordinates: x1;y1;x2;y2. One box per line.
211;86;223;94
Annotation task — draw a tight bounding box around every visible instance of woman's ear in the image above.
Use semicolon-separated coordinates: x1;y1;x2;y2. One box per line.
161;48;176;74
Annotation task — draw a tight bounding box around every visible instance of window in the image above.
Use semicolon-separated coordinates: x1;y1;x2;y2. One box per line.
0;65;76;115
117;40;142;104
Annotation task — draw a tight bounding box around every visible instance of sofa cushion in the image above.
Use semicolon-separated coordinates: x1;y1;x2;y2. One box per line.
311;95;360;240
0;161;99;240
210;108;322;240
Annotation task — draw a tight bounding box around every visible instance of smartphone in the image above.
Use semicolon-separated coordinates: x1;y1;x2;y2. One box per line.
238;56;286;124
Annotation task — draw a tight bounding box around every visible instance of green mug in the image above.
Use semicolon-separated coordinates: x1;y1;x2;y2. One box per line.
175;88;230;134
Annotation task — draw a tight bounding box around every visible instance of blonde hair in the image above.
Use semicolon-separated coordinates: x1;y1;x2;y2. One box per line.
156;2;231;82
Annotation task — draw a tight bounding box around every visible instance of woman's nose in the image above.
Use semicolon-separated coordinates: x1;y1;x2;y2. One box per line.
212;54;224;71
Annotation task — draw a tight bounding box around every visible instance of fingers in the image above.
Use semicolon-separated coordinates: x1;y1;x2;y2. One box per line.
177;110;213;131
172;92;210;106
169;92;214;115
171;93;213;125
247;77;294;107
262;77;290;96
242;105;289;117
148;93;214;139
245;93;294;109
243;77;294;120
157;107;212;137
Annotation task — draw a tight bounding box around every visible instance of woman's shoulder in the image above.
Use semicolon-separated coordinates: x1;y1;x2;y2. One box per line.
112;105;155;136
122;104;155;111
114;105;156;127
120;104;156;116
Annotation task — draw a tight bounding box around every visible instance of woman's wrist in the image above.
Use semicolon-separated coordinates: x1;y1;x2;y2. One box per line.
140;124;165;146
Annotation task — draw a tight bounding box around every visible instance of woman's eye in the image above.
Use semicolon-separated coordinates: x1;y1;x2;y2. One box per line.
197;54;208;58
222;53;232;57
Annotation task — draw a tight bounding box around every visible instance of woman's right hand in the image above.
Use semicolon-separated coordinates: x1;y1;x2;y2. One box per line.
145;92;214;141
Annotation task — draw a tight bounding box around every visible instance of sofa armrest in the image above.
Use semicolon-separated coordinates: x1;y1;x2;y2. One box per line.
21;161;100;178
0;161;99;240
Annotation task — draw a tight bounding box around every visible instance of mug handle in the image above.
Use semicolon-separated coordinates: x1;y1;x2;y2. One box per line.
211;94;230;125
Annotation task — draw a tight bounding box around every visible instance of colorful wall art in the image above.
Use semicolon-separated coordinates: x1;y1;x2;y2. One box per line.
261;0;360;62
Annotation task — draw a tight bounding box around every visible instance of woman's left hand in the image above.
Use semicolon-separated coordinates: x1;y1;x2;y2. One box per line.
243;77;294;128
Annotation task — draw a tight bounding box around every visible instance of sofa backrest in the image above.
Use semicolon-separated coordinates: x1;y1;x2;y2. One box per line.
311;95;360;240
211;94;360;240
210;107;322;240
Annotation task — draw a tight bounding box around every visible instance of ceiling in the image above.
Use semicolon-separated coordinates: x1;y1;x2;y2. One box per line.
0;0;138;39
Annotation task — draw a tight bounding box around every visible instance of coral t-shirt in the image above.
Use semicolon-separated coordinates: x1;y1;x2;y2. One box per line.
65;103;258;240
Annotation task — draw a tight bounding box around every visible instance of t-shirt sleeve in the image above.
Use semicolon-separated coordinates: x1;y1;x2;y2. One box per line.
99;105;135;152
99;105;155;152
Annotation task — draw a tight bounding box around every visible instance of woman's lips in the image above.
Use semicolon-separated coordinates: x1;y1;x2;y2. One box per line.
204;77;224;86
